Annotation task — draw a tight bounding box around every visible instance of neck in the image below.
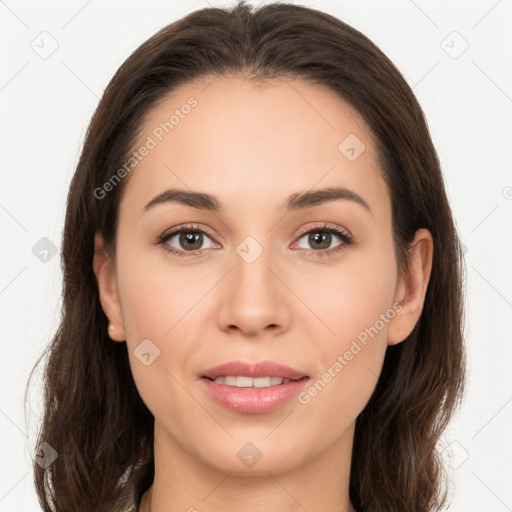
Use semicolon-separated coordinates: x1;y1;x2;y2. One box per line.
139;421;356;512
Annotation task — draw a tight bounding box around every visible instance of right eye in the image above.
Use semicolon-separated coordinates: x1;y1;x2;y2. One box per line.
157;224;219;257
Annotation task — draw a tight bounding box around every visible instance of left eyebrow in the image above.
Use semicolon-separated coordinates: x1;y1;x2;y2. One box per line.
284;186;372;216
142;186;372;216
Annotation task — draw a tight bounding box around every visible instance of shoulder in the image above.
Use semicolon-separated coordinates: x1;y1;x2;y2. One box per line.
109;485;138;512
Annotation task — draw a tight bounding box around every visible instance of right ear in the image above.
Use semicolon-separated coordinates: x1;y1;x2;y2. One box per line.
93;232;126;342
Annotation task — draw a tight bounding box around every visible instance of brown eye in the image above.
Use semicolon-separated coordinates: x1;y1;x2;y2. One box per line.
292;224;354;258
296;229;344;252
177;231;204;251
157;225;218;256
307;231;333;250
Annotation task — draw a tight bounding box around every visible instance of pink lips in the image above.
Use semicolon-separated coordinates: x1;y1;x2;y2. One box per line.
200;360;310;414
201;360;308;380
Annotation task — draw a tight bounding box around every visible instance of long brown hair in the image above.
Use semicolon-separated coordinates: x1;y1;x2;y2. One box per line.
27;2;466;510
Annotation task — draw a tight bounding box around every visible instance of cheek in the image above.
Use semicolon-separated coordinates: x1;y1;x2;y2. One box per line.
296;285;392;428
117;247;205;339
293;245;397;346
115;252;209;412
293;251;396;419
119;279;170;346
297;342;387;439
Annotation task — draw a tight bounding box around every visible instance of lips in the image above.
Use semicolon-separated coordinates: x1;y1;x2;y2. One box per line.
200;360;310;413
201;360;309;381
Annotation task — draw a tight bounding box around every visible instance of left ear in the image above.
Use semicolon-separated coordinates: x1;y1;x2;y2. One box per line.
387;228;434;346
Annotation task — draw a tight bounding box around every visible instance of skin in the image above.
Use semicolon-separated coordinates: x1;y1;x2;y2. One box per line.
93;75;433;512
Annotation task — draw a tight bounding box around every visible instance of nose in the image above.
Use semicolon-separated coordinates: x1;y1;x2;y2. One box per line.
217;244;292;337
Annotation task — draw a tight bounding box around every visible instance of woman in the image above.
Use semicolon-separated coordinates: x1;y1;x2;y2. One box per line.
28;1;466;511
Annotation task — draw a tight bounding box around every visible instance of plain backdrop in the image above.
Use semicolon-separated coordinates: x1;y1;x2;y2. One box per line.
1;0;511;510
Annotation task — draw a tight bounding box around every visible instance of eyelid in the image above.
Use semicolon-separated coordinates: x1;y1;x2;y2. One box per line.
158;223;218;242
294;221;352;240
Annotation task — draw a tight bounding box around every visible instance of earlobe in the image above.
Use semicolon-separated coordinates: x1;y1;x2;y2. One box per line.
93;232;126;342
387;228;434;346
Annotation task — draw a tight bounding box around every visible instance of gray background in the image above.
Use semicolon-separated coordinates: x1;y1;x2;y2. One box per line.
1;0;511;510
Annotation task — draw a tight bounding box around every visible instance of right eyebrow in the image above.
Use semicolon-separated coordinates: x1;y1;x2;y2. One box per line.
143;189;222;214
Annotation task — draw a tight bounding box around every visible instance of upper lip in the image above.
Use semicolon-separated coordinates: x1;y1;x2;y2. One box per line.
201;360;309;380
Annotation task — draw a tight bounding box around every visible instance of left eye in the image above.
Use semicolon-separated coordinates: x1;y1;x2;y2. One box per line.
295;229;345;251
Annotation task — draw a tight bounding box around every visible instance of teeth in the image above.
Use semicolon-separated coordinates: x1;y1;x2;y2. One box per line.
212;376;293;387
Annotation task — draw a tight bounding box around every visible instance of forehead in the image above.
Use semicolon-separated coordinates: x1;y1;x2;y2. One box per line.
120;75;390;220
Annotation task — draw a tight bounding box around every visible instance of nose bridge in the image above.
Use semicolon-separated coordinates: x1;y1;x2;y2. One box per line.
233;234;278;304
217;233;291;334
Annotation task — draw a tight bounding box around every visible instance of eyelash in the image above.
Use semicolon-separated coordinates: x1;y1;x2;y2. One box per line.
155;222;354;258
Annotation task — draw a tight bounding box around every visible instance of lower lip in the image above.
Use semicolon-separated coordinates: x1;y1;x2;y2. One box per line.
201;377;310;414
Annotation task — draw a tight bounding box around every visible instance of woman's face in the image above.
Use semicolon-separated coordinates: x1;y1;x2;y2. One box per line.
95;75;431;477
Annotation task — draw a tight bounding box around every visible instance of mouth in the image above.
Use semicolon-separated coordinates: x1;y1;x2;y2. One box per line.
202;375;308;388
200;360;310;414
201;359;309;382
